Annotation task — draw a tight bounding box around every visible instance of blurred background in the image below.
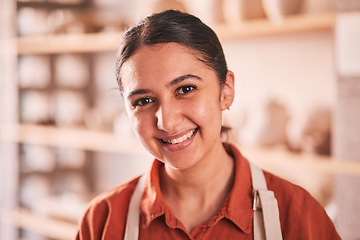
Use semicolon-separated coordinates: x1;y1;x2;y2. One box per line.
1;0;360;239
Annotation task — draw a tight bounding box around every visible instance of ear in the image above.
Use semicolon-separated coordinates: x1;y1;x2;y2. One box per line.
220;71;235;111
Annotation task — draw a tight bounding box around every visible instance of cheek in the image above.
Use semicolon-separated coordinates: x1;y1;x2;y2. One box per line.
124;106;142;134
127;112;155;140
129;115;144;133
188;97;222;126
125;103;147;134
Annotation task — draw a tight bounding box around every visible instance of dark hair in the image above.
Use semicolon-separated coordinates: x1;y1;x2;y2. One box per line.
115;10;228;91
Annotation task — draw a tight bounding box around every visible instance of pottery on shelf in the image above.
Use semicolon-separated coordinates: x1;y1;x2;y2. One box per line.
261;0;303;23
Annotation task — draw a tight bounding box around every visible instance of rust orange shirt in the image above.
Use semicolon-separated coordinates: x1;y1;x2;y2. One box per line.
75;144;340;239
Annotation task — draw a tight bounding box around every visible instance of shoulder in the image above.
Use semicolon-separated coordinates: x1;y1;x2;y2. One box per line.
263;170;322;213
85;176;141;221
89;176;140;208
263;171;340;239
264;171;311;204
76;176;141;239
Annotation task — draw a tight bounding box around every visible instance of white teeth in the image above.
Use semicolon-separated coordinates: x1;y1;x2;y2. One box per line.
164;129;195;144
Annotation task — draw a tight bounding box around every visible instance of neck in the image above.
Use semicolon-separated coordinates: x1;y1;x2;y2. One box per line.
161;142;234;193
159;142;235;232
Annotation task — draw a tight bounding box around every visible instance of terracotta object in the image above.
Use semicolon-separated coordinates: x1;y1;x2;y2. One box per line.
152;0;187;13
222;0;266;24
262;0;303;22
239;0;266;19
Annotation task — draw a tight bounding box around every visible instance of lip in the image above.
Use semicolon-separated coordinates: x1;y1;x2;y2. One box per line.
156;128;198;152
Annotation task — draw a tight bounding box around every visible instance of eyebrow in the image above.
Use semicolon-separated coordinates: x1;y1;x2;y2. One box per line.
166;74;202;87
127;88;151;99
127;74;202;99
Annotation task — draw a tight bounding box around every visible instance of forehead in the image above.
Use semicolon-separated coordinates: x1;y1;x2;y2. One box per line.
120;43;208;91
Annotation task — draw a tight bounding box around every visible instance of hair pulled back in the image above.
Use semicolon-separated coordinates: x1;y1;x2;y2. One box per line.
115;10;228;91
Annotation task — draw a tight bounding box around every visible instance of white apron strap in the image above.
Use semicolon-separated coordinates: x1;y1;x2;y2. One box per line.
250;162;283;240
124;174;146;240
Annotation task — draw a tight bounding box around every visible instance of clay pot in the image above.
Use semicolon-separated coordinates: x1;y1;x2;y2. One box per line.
262;0;303;22
239;0;266;19
222;0;266;24
152;0;187;13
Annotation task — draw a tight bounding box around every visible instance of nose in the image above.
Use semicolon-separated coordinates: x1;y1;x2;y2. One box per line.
155;103;181;133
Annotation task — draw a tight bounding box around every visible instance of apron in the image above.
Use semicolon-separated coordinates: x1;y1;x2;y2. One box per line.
124;162;283;240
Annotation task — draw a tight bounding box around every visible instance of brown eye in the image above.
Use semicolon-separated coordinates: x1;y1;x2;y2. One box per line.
176;85;196;96
133;97;154;107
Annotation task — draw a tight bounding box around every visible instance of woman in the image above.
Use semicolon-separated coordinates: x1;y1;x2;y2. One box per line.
76;10;340;239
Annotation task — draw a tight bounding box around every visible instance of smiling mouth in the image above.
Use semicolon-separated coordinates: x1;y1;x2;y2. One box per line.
160;128;197;144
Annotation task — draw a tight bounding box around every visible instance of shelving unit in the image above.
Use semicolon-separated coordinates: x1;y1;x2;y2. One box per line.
2;1;106;239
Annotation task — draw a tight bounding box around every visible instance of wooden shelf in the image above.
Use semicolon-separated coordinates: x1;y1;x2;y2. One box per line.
0;123;150;156
243;145;360;177
213;11;336;40
17;0;88;9
14;12;336;55
0;208;77;240
16;31;124;55
2;123;360;177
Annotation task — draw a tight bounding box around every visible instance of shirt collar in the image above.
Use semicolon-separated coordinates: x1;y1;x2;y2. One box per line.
223;143;253;233
140;143;253;233
140;160;166;227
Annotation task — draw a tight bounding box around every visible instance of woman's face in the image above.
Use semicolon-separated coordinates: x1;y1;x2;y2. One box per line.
120;43;234;170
